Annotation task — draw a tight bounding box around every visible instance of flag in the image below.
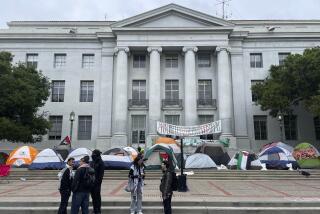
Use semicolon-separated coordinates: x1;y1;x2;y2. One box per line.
237;151;249;170
60;136;71;145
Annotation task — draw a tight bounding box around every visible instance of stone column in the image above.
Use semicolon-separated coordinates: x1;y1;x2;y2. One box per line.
183;46;198;126
112;47;129;146
216;47;233;137
147;47;162;145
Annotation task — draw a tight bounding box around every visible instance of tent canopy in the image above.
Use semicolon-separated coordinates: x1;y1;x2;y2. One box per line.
293;142;320;169
155;137;181;153
6;146;38;167
195;143;230;165
65;148;92;162
101;155;132;170
185;153;217;169
144;144;177;170
103;148;130;156
29;148;65;170
259;146;298;169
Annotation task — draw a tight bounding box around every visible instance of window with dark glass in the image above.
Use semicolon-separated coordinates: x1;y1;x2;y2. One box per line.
254;116;268;140
132;115;146;144
51;81;65;102
54;54;66;68
165;54;178;68
278;52;290;65
80;81;94;102
78;116;92;140
250;53;263;68
48;116;63;140
284;115;297;140
133;55;146;68
198;53;210;67
198;80;212;100
199;115;214;124
132;80;146;100
165;80;179;100
26;53;38;68
82;54;94;69
165;115;180;125
251;80;264;102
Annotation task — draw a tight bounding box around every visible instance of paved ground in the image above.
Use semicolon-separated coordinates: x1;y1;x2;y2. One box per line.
0;179;320;203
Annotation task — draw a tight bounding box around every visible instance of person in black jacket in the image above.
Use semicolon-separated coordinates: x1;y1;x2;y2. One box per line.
160;160;173;214
58;157;75;214
90;149;104;214
71;156;94;214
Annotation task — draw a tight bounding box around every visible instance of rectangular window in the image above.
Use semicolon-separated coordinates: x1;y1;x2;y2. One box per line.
51;81;65;102
82;54;94;69
78;116;92;140
251;80;264;102
165;115;180;125
132;80;146;100
250;53;263;68
48;116;63;140
54;54;66;68
80;81;94;102
133;55;146;68
254;116;268;140
199;115;214;124
165;80;179;100
198;53;210;67
132;115;146;144
165;54;178;68
314;117;320;140
198;80;212;100
278;52;290;65
26;53;38;68
284;115;297;140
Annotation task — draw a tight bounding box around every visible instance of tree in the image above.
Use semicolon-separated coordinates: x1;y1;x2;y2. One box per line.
0;51;51;142
252;47;320;117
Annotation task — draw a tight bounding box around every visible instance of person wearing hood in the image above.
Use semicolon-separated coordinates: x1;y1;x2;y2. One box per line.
90;149;105;214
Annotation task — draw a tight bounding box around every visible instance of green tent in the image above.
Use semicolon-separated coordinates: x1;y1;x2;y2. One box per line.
144;144;177;170
293;142;320;169
0;152;9;164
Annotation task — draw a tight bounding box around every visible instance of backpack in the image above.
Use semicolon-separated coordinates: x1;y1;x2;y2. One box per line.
171;172;178;191
83;167;95;190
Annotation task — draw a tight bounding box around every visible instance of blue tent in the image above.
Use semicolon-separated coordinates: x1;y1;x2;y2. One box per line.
258;146;298;169
29;148;65;170
101;155;132;170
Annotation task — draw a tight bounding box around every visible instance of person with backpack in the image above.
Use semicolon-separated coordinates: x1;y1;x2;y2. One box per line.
128;156;145;214
90;149;104;214
71;156;95;214
160;160;175;214
58;157;75;214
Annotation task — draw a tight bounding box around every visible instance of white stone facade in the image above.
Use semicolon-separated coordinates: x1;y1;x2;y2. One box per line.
1;4;320;152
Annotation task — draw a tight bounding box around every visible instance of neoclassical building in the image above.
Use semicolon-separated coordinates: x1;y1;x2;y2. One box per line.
1;4;320;152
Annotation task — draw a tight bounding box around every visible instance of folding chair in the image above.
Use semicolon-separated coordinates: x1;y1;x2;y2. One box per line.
0;164;11;184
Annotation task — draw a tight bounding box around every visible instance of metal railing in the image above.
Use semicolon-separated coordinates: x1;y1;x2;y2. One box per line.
197;99;217;108
161;99;183;108
128;99;149;108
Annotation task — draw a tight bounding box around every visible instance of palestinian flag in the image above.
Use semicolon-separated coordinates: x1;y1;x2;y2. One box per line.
60;136;71;145
237;151;249;170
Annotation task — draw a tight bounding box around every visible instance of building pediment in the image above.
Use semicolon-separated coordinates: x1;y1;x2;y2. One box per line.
112;3;234;29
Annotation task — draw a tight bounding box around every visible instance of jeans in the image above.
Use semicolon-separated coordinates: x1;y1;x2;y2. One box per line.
71;192;89;214
58;190;71;214
130;191;142;213
163;194;172;214
91;185;102;214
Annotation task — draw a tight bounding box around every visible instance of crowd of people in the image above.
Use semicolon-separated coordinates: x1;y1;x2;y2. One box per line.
57;148;175;214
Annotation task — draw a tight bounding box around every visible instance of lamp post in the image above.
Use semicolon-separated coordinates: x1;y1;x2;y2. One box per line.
277;111;284;142
69;111;75;144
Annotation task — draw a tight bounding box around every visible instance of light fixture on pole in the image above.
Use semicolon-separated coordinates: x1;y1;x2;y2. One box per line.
69;111;75;144
277;111;284;142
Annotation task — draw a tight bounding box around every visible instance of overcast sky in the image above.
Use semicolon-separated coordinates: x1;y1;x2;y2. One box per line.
1;0;320;28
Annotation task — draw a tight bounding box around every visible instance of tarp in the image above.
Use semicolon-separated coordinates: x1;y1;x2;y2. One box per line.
101;155;132;170
228;151;262;170
6;146;39;167
0;152;9;164
144;144;177;170
195;143;230;165
65;148;92;162
29;148;65;170
259;146;298;169
293;142;320;169
185;153;217;169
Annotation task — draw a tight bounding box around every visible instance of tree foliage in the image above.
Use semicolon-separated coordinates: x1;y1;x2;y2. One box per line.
0;51;51;142
252;47;320;117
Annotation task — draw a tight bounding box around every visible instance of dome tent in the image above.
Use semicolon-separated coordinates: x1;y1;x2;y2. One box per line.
293;142;320;169
155;137;181;153
195;143;230;165
228;151;262;170
101;155;132;170
29;148;65;170
144;144;177;170
185;153;217;169
6;146;38;167
258;145;298;169
103;147;130;156
65;148;92;163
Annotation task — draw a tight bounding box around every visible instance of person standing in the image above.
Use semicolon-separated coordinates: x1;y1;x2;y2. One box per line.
58;157;75;214
90;149;105;214
71;156;94;214
129;156;144;214
160;160;173;214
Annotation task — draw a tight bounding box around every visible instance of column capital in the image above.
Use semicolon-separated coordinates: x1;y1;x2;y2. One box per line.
182;46;198;53
215;46;231;53
147;47;162;53
114;47;130;55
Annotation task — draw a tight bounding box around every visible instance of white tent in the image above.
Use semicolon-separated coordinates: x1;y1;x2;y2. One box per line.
185;153;217;169
101;155;132;169
65;148;92;162
29;148;65;170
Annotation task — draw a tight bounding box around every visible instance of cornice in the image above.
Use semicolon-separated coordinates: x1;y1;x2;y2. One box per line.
111;26;234;33
246;32;320;39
